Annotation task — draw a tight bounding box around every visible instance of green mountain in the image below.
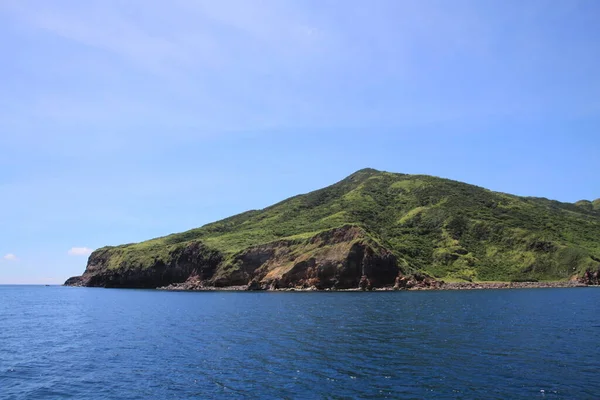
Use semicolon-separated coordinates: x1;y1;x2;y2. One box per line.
66;169;600;289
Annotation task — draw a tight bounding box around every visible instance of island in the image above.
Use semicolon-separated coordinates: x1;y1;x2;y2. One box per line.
65;169;600;290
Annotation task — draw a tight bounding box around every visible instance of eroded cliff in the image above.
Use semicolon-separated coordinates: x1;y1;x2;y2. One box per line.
65;225;406;290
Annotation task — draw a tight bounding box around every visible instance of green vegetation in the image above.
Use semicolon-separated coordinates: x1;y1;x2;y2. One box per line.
94;168;600;282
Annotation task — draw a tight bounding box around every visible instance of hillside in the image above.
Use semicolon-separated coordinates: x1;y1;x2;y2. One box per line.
65;169;600;289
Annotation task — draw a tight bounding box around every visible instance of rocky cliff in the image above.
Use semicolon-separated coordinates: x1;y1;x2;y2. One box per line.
66;225;406;290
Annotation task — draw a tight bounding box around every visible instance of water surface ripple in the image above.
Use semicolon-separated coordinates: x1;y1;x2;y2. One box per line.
1;286;599;399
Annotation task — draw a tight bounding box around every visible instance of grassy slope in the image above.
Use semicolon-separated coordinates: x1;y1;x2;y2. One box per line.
96;169;600;282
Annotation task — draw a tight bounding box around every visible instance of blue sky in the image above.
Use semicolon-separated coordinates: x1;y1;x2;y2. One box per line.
1;0;599;284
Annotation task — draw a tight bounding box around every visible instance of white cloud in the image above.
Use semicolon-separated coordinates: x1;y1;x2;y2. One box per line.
2;0;594;132
3;254;18;261
2;0;318;76
68;247;94;256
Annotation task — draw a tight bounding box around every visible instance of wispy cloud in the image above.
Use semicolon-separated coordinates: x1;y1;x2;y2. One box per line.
2;0;321;75
0;0;333;134
2;0;597;135
68;247;94;256
3;254;18;261
6;0;587;135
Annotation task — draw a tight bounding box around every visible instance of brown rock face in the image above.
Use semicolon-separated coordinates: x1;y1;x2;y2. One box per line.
224;226;401;290
393;272;442;290
579;268;600;285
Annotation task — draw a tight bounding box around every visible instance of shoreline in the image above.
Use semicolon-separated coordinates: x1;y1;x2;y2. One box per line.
157;280;590;292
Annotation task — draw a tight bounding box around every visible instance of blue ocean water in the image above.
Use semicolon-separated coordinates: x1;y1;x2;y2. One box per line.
1;286;599;399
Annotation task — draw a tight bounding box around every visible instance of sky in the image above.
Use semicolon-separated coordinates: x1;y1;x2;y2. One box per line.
1;0;599;284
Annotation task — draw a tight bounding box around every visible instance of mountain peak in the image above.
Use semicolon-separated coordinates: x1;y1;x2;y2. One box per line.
346;168;382;178
343;168;390;182
354;167;381;174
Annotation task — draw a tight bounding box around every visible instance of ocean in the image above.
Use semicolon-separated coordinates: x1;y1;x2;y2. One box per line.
1;285;599;399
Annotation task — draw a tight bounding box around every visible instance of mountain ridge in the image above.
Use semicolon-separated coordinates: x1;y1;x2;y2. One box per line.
65;169;600;289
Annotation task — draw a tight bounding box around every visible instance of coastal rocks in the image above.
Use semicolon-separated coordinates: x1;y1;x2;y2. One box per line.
246;278;264;291
440;281;586;290
579;268;600;285
393;273;442;290
358;275;371;291
268;279;281;290
394;275;408;289
161;275;204;290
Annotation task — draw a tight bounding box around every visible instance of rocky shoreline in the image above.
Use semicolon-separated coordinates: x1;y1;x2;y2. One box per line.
157;276;590;292
423;281;588;290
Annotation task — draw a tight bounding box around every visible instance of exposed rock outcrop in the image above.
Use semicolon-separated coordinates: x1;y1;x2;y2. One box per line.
579;268;600;285
393;272;442;290
66;225;405;290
